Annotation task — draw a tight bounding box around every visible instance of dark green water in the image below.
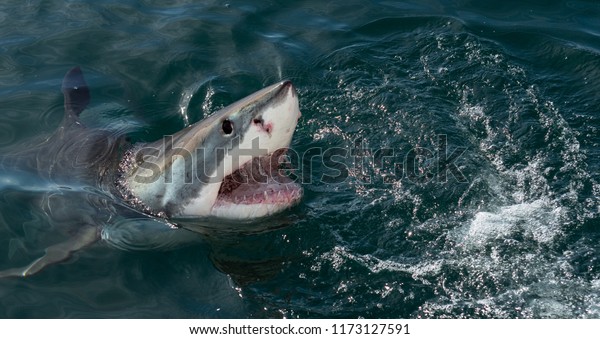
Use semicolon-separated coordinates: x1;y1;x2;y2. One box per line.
0;0;599;318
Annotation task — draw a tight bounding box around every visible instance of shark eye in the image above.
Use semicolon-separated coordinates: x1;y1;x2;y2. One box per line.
222;119;234;135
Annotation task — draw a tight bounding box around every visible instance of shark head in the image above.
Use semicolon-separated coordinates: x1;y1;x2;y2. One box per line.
118;80;302;220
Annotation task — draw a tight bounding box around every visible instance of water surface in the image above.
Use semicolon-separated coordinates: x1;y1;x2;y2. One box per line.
0;0;599;318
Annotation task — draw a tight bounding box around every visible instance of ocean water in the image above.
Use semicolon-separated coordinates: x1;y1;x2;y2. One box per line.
0;0;599;318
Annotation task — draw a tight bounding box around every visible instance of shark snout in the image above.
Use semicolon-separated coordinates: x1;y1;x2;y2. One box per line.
257;80;300;154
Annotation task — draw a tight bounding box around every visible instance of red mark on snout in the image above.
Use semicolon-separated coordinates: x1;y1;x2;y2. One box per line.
264;122;273;134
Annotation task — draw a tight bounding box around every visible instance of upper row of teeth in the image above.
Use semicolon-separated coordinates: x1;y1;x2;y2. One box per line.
231;186;302;204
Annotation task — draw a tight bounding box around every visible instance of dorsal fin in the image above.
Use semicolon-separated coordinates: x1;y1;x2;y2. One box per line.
61;66;90;117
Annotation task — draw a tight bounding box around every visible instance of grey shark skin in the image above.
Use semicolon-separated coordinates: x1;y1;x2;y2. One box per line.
0;67;302;278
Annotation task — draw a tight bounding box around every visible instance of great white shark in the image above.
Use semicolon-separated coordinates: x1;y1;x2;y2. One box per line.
0;67;302;278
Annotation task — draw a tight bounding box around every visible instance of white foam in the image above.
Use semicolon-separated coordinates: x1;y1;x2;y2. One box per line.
457;199;564;248
318;245;442;283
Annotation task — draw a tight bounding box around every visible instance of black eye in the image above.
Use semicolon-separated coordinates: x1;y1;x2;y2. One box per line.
253;117;263;125
222;119;233;135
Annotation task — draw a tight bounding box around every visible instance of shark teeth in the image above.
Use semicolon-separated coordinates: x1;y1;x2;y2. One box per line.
210;185;303;219
215;183;302;205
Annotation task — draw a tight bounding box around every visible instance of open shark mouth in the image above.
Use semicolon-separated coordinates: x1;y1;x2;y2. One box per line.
212;148;302;217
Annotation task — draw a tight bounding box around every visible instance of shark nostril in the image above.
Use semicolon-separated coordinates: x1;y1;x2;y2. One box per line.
253;117;272;134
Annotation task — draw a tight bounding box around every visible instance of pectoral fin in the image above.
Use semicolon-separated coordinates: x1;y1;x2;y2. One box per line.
0;225;98;278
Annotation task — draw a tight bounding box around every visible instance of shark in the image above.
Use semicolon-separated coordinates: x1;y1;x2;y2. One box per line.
0;67;302;278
